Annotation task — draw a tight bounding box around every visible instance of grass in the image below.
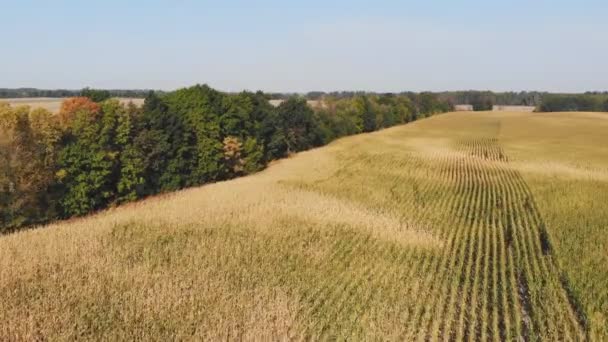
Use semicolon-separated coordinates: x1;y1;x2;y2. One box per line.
1;111;606;340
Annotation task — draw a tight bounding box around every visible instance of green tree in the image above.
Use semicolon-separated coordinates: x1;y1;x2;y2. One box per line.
116;103;144;202
81;87;111;102
242;137;265;173
166;85;225;185
56;101;122;216
139;91;187;191
361;96;377;132
264;97;321;159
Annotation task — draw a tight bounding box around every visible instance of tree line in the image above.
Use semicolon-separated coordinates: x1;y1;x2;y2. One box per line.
435;91;608;112
437;91;546;111
0;84;451;233
4;87;608;113
0;88;154;99
538;94;608;112
300;91;546;110
305;90;608;112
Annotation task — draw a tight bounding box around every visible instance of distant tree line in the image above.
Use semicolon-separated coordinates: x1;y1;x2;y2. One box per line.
434;91;608;112
538;94;608;112
303;90;608;112
437;91;543;110
0;84;451;233
0;88;154;99
300;91;547;111
5;88;608;113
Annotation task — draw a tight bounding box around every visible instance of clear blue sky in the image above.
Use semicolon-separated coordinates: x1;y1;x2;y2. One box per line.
2;0;607;92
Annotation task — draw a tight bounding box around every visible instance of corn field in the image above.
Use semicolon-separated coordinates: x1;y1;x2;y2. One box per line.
1;111;606;340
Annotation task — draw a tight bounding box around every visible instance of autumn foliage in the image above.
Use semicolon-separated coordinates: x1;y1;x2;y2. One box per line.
58;97;100;127
223;136;245;175
1;85;452;232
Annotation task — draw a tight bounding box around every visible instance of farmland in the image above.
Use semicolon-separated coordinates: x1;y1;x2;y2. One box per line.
0;97;144;112
0;111;606;340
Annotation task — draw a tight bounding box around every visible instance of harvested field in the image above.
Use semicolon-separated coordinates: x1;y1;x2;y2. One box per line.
0;97;144;113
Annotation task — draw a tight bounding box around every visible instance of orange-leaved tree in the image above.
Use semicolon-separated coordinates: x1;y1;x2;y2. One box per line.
58;97;101;128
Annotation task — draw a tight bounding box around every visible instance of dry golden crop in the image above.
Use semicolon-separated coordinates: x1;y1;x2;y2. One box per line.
1;111;606;340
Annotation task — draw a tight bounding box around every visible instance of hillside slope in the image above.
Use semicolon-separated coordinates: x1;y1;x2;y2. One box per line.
1;111;607;340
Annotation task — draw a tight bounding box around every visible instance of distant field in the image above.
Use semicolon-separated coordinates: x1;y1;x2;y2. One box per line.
0;97;145;112
0;111;606;340
269;99;322;108
492;105;536;112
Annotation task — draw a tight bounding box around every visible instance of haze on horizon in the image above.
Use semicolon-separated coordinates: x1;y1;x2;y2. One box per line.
2;0;607;93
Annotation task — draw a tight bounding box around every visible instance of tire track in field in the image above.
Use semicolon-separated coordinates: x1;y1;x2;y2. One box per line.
289;128;587;340
440;137;587;341
506;166;587;339
399;134;588;341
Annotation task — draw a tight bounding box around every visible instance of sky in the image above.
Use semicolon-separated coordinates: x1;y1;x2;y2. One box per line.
2;0;607;93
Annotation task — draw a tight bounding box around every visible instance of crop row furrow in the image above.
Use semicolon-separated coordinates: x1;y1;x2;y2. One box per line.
453;142;485;341
397;148;463;338
418;149;476;341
